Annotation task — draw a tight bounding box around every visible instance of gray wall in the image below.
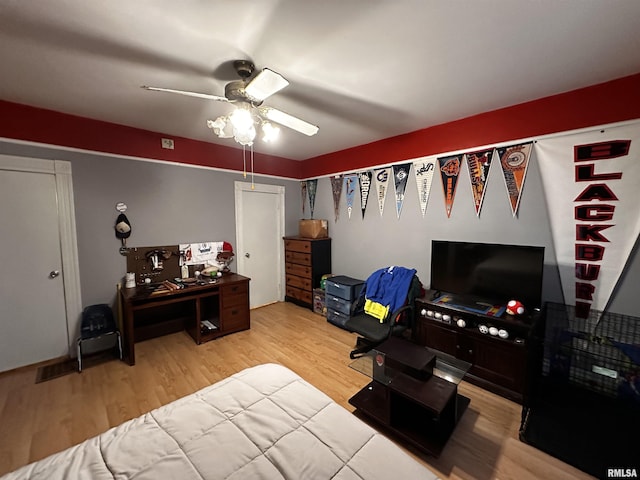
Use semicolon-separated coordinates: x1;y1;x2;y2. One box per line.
2;139;638;320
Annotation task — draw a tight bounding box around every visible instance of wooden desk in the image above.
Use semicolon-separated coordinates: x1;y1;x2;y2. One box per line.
119;274;250;365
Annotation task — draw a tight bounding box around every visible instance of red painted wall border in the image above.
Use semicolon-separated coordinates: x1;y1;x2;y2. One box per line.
0;100;301;178
1;72;639;180
300;73;640;179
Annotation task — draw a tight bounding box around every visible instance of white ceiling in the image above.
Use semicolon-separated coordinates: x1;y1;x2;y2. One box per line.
1;0;639;161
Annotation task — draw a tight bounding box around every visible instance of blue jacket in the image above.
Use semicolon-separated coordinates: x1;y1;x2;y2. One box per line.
363;266;416;315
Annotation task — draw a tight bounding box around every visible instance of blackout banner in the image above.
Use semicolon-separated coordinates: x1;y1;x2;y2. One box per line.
359;171;373;219
536;122;640;318
330;175;343;222
393;163;412;219
344;174;358;219
497;142;532;217
373;167;391;216
307;179;318;219
437;154;463;218
413;157;436;217
466;148;495;216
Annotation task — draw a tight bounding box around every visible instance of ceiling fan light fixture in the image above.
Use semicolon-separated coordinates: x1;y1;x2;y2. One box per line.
229;105;254;131
261;121;280;143
207;117;234;138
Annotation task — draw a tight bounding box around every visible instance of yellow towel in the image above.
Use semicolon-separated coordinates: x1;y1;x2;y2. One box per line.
364;298;389;322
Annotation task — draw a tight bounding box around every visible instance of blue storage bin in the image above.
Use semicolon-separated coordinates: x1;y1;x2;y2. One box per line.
325;276;364;301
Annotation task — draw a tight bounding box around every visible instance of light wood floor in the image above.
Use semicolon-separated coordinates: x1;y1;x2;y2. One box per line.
0;302;593;479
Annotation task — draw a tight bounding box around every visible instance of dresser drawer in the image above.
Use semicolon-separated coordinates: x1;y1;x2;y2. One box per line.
286;285;312;304
285;250;311;265
284;239;311;254
285;262;311;278
286;274;312;291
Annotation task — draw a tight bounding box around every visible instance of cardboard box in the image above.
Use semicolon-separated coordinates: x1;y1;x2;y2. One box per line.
299;219;328;239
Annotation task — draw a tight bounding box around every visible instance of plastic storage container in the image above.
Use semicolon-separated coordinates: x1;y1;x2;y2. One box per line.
325;276;365;301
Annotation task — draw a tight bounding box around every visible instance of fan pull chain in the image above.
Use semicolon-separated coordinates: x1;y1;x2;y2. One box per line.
243;146;247;178
251;145;255;190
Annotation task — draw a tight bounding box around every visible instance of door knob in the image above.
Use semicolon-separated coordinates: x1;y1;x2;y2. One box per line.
49;270;60;278
245;253;250;258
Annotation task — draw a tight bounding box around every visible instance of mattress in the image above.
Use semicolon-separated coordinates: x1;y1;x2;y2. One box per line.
2;363;439;479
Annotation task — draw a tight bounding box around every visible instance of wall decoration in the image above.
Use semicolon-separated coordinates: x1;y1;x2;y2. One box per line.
497;142;532;217
358;171;373;219
300;181;307;215
437;154;463;218
307;179;318;218
373;167;391;217
413;157;436;217
392;163;412;219
536;122;640;318
466;148;495;216
344;174;358;219
330;175;343;222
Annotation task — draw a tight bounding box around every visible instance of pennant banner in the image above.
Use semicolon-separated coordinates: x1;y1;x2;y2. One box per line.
344;174;358;219
437;154;463;218
300;181;307;215
330;175;343;222
413;157;436;217
466;148;495;217
373;167;391;217
497;142;532;217
307;179;318;218
393;163;412;219
536;123;640;318
359;171;373;219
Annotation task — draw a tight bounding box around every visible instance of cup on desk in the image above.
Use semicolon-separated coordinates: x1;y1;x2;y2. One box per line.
125;272;136;289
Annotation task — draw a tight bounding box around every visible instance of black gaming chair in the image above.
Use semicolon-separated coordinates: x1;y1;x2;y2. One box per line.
344;271;422;359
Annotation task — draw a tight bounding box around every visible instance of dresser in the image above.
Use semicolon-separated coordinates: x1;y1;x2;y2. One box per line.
284;236;331;309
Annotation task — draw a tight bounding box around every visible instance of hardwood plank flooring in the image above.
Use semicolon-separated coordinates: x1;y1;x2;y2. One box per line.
0;302;593;479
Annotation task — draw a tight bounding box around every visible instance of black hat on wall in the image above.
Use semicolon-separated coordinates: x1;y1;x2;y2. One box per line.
115;213;131;239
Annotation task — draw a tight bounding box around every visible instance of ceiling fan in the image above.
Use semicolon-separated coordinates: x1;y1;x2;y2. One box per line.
142;60;319;145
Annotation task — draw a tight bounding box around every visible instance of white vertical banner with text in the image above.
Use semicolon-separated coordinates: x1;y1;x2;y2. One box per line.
536;122;640;318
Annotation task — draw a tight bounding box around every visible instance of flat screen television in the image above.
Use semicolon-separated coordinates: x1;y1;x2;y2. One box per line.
430;240;545;310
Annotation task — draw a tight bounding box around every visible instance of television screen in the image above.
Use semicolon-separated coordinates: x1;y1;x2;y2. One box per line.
430;240;545;309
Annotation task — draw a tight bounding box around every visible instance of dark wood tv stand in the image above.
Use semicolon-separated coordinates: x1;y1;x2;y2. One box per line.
349;337;471;457
413;290;543;403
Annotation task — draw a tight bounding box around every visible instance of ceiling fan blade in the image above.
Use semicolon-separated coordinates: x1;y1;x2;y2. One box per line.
244;68;289;102
141;85;228;102
259;106;319;136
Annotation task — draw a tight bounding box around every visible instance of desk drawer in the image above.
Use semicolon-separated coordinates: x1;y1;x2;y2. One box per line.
285;250;311;265
222;306;250;332
285;262;311;278
284;239;311;254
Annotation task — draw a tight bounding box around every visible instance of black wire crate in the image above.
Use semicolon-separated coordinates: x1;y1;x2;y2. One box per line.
542;302;640;402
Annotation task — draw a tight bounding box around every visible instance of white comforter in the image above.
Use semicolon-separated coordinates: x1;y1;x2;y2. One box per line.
3;364;439;479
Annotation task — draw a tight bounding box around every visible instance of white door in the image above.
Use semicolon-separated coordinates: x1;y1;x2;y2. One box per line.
0;169;69;371
235;182;284;308
0;155;82;372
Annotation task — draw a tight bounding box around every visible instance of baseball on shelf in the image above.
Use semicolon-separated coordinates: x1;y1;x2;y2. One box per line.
506;299;525;315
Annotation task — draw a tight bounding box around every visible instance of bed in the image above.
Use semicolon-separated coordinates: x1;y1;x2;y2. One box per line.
2;363;439;479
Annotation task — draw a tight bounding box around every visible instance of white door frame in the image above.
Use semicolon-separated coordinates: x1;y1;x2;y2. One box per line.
234;181;285;304
0;155;82;356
